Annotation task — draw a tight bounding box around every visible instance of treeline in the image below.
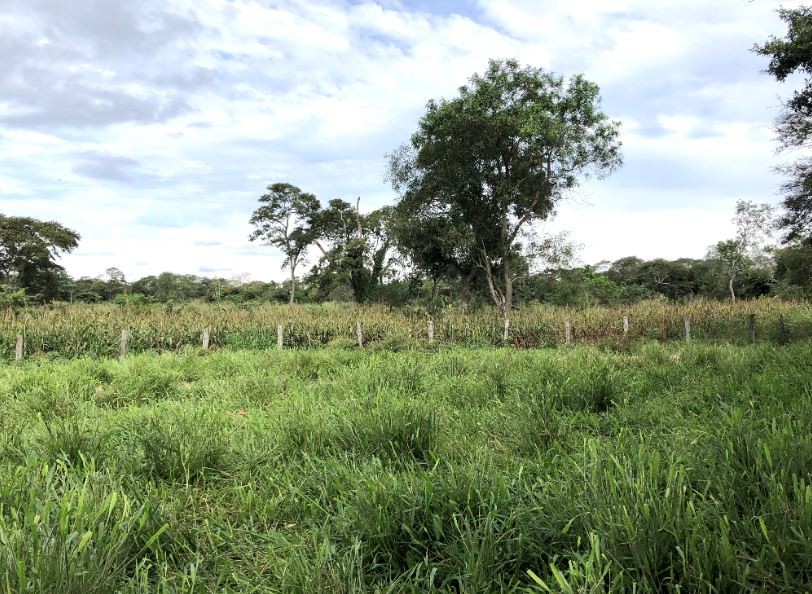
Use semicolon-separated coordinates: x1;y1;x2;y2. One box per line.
4;242;805;309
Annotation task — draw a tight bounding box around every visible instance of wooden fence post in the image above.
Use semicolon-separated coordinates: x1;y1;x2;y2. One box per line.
15;334;23;361
564;319;571;345
201;327;210;351
748;314;756;342
119;330;128;358
356;320;364;348
683;316;691;342
503;318;510;343
623;315;629;338
277;324;284;349
427;320;434;344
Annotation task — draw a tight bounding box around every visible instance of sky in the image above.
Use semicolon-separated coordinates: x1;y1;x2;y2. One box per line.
0;0;801;282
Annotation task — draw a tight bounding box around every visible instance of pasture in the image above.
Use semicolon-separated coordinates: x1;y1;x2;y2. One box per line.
0;339;810;592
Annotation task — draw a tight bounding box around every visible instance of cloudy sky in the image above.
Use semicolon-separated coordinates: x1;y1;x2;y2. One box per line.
0;0;799;282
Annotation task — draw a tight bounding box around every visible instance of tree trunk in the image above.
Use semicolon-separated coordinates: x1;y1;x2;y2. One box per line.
728;273;736;302
503;257;513;314
481;250;504;314
289;258;297;305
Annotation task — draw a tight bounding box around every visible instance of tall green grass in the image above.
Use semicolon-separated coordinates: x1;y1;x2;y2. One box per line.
0;342;809;591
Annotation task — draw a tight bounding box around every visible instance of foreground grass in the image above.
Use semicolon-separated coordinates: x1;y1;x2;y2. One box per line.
0;342;810;592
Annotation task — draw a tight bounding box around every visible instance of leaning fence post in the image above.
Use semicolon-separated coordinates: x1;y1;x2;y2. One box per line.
119;330;128;358
201;327;210;351
564;319;571;345
277;324;284;349
427;320;434;344
623;315;629;338
15;333;23;361
356;320;364;348
683;316;691;342
748;314;756;343
503;318;510;343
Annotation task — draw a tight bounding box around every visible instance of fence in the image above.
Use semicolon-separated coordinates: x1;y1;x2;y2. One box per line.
5;308;804;361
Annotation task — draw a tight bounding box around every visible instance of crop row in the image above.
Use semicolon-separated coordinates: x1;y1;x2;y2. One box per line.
1;298;810;359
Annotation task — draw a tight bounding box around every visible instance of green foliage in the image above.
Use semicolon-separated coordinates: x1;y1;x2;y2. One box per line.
36;415;109;468
306;199;395;304
0;343;810;590
0;460;170;593
775;240;812;297
136;408;228;483
0;215;80;302
389;58;622;312
249;183;320;305
0;284;28;308
754;7;812;242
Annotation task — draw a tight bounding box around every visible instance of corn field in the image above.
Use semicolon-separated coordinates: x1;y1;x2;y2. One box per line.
1;298;810;360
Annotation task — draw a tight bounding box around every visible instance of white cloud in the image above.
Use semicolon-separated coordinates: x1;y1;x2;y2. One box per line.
0;0;794;282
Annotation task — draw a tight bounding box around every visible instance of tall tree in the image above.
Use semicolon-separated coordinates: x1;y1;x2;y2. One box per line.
308;198;394;303
709;200;775;302
249;183;319;305
388;59;622;314
755;7;812;241
775;241;812;295
104;267;127;300
389;205;471;300
0;215;80;301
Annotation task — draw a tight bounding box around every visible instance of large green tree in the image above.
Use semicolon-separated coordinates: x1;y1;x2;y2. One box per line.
0;215;80;301
775;241;812;296
249;183;319;305
388;59;622;314
755;6;812;241
388;198;474;300
307;198;394;303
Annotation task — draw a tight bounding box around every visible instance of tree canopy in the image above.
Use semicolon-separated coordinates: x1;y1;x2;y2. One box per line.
708;201;775;302
388;59;622;313
0;215;80;301
249;183;319;304
755;6;812;242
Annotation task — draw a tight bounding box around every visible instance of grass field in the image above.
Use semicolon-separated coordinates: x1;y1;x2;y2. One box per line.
0;340;810;592
2;299;812;359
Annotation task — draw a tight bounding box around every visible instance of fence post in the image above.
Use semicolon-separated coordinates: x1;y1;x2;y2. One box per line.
748;314;756;342
356;320;364;348
201;327;210;351
503;318;510;343
15;333;23;361
683;316;691;342
623;315;629;338
277;324;284;349
427;320;434;344
564;319;571;345
119;330;128;358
